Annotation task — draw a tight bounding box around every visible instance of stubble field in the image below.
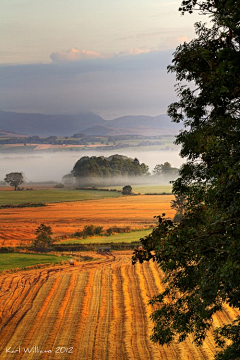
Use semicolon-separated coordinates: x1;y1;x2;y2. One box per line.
0;195;175;246
0;252;238;360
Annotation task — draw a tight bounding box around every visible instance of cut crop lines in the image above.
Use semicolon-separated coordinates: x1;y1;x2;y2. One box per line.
0;252;239;360
108;266;128;359
52;272;89;360
26;274;72;351
121;264;153;360
41;273;81;360
93;266;112;360
2;276;58;360
135;262;173;359
75;268;104;359
72;266;107;359
0;271;51;355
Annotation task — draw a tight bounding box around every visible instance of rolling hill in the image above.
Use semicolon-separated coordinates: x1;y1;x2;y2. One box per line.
0;110;182;136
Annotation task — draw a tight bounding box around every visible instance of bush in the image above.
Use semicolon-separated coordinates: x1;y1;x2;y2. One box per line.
94;226;103;235
83;225;95;236
33;224;54;248
0;247;14;253
74;231;84;237
54;183;64;188
72;224;131;239
122;185;132;195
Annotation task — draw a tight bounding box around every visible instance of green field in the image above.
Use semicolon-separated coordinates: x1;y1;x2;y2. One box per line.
130;184;172;194
100;184;172;194
0;189;122;206
59;229;151;245
0;253;64;271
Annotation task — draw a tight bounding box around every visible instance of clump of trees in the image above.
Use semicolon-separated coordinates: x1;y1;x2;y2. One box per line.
73;225;103;238
73;224;131;238
133;1;240;359
71;155;149;179
4;172;24;191
152;162;179;181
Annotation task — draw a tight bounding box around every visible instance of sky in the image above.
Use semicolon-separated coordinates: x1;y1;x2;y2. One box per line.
0;0;203;119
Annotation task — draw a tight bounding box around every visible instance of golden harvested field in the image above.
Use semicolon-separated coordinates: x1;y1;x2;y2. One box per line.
0;252;238;360
0;195;175;246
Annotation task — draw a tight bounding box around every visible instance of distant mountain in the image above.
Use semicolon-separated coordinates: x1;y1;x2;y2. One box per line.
0;130;26;138
110;114;181;130
0;110;106;136
0;110;182;136
110;115;162;128
82;114;182;136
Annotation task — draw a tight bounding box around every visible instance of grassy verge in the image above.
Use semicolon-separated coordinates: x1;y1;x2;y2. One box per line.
59;229;151;245
0;189;122;206
0;253;64;271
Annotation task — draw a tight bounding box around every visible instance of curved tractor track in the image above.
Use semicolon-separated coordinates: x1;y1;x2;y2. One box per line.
0;252;238;360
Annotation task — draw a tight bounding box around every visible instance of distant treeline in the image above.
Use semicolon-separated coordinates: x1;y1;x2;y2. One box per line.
0;135;93;145
0;202;46;209
0;134;165;149
53;242;141;252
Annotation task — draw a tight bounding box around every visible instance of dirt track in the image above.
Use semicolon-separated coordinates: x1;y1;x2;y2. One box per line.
0;251;238;360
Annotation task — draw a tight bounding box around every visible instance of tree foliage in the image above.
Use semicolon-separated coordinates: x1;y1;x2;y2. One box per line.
72;155;149;178
4;172;24;191
133;1;240;359
171;194;187;222
34;224;54;248
152;162;179;180
122;185;133;195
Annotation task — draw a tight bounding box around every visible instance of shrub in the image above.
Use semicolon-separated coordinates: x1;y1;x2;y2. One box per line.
54;183;64;188
122;185;132;195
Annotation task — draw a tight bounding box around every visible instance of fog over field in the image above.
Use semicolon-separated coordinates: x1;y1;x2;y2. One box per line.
0;149;184;183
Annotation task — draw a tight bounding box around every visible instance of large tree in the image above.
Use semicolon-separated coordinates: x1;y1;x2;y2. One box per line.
4;172;24;190
152;162;179;180
133;1;240;359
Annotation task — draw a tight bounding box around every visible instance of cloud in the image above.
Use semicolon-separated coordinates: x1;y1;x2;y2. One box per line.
50;47;157;63
116;48;153;56
50;48;108;63
0;49;177;119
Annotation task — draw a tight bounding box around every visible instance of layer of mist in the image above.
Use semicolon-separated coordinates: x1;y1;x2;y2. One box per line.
0;149;184;183
73;175;177;188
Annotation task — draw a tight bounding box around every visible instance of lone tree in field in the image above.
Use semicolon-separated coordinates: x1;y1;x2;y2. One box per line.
34;224;53;248
122;185;132;195
133;1;240;359
4;172;24;191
